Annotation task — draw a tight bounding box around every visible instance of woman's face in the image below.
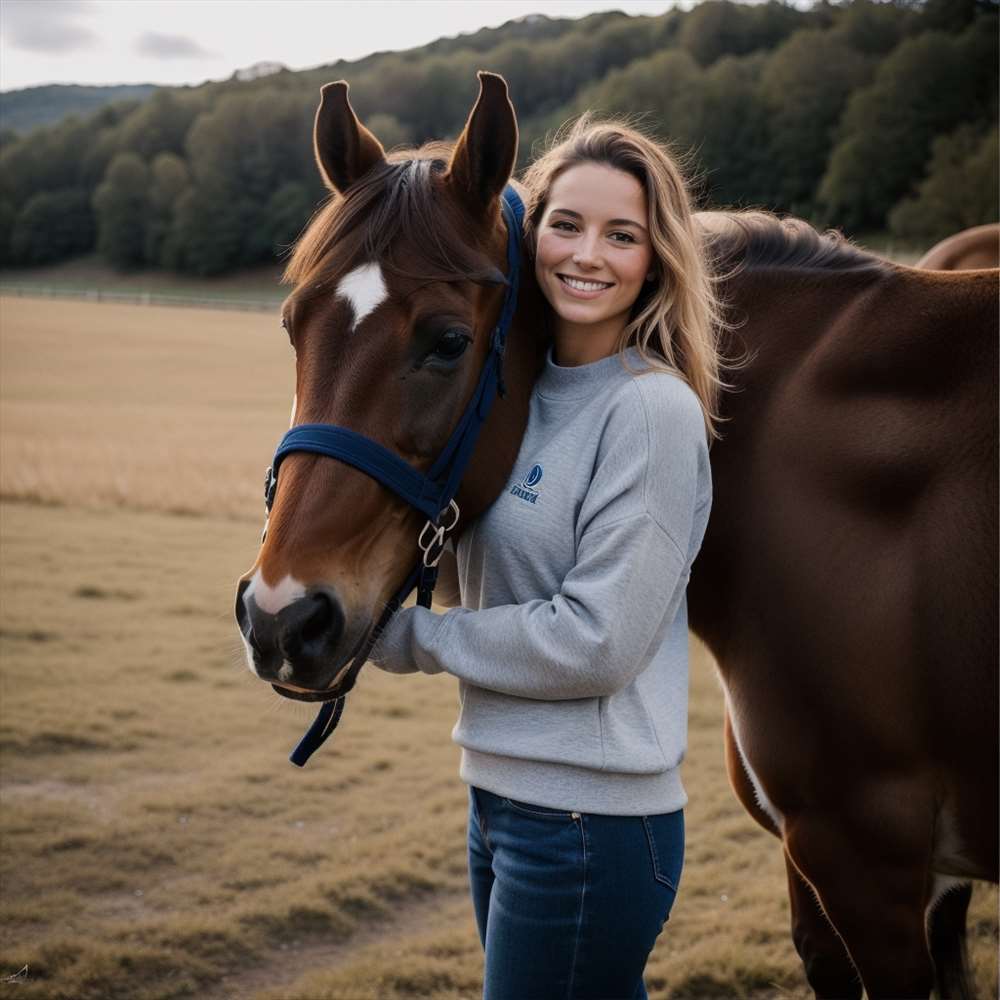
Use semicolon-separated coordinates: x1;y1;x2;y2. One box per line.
534;162;654;335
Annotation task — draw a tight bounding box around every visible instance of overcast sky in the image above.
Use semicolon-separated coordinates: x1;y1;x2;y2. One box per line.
0;0;687;92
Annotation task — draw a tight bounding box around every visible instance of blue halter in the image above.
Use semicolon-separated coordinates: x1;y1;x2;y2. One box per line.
263;185;525;766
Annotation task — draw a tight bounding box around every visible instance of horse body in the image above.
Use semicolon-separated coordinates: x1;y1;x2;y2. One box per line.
917;223;1000;270
688;236;998;994
236;77;998;996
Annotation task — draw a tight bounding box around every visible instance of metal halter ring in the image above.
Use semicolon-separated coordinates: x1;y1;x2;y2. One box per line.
418;499;460;568
264;466;278;513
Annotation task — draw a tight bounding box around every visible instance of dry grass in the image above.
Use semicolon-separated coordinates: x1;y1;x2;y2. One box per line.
0;296;291;519
0;296;996;999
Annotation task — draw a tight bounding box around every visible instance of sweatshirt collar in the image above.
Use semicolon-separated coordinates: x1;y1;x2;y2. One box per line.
535;345;648;400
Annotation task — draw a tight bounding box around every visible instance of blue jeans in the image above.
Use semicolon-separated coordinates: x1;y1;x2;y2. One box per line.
467;786;684;1000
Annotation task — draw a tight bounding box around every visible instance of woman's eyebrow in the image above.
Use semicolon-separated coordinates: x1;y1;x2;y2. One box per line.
550;207;647;232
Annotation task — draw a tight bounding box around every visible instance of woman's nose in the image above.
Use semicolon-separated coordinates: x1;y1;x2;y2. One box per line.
572;234;603;269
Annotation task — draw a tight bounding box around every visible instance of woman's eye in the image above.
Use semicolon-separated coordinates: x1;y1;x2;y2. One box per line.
552;220;577;232
610;232;637;244
429;329;471;364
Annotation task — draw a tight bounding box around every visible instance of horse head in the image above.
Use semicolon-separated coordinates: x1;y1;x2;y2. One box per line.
235;73;544;704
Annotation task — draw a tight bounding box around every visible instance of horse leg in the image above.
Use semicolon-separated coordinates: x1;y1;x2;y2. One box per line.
927;881;974;1000
784;851;862;999
785;803;936;999
725;709;861;995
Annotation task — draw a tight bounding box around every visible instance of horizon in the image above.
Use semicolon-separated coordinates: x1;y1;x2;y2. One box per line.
0;0;689;94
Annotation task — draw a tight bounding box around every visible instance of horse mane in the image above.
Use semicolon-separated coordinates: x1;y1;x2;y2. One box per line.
284;142;503;301
699;209;887;277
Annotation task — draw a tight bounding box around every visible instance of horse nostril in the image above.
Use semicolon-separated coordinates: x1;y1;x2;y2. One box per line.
235;579;252;638
278;590;344;658
301;592;333;642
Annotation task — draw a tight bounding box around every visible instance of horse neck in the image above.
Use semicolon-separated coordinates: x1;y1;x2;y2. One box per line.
455;268;549;533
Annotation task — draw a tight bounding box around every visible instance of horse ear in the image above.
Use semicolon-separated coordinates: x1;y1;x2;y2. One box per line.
313;81;386;194
447;72;518;209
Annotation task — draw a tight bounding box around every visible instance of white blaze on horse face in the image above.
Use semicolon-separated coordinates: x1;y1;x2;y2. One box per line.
336;262;387;331
244;568;306;615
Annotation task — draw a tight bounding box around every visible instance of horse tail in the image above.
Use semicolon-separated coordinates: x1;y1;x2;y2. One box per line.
928;881;974;1000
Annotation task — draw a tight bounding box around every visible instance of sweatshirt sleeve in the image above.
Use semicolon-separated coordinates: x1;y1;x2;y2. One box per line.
371;377;709;699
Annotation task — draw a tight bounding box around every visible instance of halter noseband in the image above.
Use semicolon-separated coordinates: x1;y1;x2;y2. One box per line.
262;186;525;766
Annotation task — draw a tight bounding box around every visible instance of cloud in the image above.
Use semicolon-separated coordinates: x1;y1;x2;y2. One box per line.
134;32;213;59
3;0;99;54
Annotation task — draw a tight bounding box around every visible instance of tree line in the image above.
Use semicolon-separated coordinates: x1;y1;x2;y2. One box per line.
0;0;995;275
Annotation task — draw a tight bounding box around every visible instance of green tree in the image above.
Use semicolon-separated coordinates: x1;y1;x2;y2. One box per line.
818;19;997;230
690;52;774;209
93;152;150;269
0;198;17;265
365;113;413;151
888;123;998;240
145;152;190;266
760;28;873;215
679;0;806;67
267;181;313;256
168;182;243;275
920;0;978;32
830;0;916;55
9;188;94;265
179;89;317;272
573;47;705;147
115;89;204;160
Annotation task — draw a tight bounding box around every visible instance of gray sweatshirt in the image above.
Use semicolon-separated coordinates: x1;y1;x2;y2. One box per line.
372;346;712;815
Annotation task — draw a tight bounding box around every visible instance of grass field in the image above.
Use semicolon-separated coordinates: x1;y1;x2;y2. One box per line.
0;296;996;999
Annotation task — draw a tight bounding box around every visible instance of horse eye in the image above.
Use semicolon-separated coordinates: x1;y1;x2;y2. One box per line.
430;329;471;363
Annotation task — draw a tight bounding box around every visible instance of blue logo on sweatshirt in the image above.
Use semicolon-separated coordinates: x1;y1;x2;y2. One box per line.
510;463;543;505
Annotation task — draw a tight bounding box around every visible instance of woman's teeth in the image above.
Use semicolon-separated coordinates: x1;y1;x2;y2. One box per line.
559;275;612;291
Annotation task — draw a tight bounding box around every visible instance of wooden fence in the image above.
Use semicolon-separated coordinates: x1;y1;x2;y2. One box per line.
0;285;281;312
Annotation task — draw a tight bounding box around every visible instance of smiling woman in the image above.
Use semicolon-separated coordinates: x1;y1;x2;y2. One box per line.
370;111;735;997
534;162;654;365
519;113;734;430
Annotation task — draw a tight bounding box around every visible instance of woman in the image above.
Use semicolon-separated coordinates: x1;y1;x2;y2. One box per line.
373;115;730;999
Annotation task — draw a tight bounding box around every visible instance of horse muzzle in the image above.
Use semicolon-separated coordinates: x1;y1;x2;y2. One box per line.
235;579;366;696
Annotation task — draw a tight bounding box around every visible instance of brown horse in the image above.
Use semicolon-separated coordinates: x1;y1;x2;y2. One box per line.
235;75;998;997
916;223;1000;270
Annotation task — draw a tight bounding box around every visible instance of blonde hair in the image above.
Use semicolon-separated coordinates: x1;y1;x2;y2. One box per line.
521;114;741;443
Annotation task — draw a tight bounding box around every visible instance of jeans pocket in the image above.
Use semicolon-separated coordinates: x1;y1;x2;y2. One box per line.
642;813;683;891
501;796;578;821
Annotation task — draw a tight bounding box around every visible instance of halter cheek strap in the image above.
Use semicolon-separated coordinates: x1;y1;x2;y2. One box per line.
263;186;525;766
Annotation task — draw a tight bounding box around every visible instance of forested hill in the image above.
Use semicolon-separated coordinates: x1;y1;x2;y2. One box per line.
0;83;159;136
0;0;995;277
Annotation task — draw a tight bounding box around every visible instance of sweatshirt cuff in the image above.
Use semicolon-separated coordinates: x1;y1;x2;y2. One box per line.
370;605;448;676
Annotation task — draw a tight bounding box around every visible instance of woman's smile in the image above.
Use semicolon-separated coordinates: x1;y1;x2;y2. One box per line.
557;273;616;297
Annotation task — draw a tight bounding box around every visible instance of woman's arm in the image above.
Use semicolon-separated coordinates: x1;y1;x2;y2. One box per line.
374;512;690;698
372;378;710;698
